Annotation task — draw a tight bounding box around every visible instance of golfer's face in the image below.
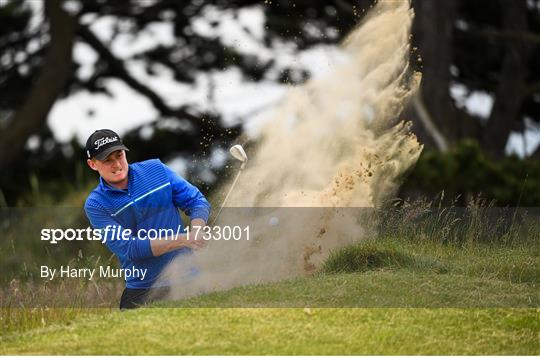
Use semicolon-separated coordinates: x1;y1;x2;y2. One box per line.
96;150;128;185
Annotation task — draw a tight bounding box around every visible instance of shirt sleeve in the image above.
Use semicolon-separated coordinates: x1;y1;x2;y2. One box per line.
84;200;154;261
162;162;211;222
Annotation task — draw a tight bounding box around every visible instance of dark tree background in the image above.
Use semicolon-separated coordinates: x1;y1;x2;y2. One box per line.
0;0;539;205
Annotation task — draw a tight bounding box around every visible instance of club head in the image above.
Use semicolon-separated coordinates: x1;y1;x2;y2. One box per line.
230;144;248;163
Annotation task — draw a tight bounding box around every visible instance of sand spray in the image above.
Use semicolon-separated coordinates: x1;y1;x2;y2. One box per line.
162;0;423;300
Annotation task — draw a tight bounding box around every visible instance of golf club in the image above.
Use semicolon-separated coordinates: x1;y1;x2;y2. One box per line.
229;144;247;168
210;144;248;226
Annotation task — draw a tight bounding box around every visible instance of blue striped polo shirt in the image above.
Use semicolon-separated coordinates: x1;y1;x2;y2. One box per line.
84;159;211;289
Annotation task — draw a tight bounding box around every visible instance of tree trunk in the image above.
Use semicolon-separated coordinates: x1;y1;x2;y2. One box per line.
411;0;458;145
481;0;529;159
0;0;76;169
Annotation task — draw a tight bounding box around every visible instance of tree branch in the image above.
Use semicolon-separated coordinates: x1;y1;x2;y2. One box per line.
76;23;242;149
77;24;199;122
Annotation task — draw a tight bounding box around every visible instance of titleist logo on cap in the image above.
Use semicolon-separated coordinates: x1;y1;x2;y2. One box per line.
85;129;129;160
94;136;119;150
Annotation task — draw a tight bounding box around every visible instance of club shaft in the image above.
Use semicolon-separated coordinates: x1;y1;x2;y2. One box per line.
210;166;244;226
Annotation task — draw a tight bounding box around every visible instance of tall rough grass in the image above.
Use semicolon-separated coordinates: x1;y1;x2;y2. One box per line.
0;182;121;335
376;194;539;245
324;196;539;286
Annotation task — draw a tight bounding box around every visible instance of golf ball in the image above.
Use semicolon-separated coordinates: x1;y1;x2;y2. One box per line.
269;216;279;226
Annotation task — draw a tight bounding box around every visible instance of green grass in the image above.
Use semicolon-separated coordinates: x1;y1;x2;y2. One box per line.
161;270;536;308
323;239;539;284
0;308;537;355
1;237;538;354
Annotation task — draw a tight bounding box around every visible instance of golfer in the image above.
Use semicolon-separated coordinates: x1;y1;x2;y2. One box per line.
83;129;210;309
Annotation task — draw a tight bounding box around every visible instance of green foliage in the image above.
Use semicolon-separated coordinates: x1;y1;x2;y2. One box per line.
402;140;540;206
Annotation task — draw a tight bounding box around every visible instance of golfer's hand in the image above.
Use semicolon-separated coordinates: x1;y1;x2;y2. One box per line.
182;227;207;249
151;229;206;257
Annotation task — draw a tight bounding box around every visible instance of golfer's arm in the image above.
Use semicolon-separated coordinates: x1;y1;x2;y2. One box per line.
149;232;189;257
191;218;206;227
150;219;206;257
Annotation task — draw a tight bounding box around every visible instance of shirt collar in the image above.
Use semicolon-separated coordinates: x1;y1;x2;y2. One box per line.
99;176;120;191
98;165;132;192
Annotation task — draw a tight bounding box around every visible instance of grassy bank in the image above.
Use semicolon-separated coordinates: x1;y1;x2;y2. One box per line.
1;236;537;354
